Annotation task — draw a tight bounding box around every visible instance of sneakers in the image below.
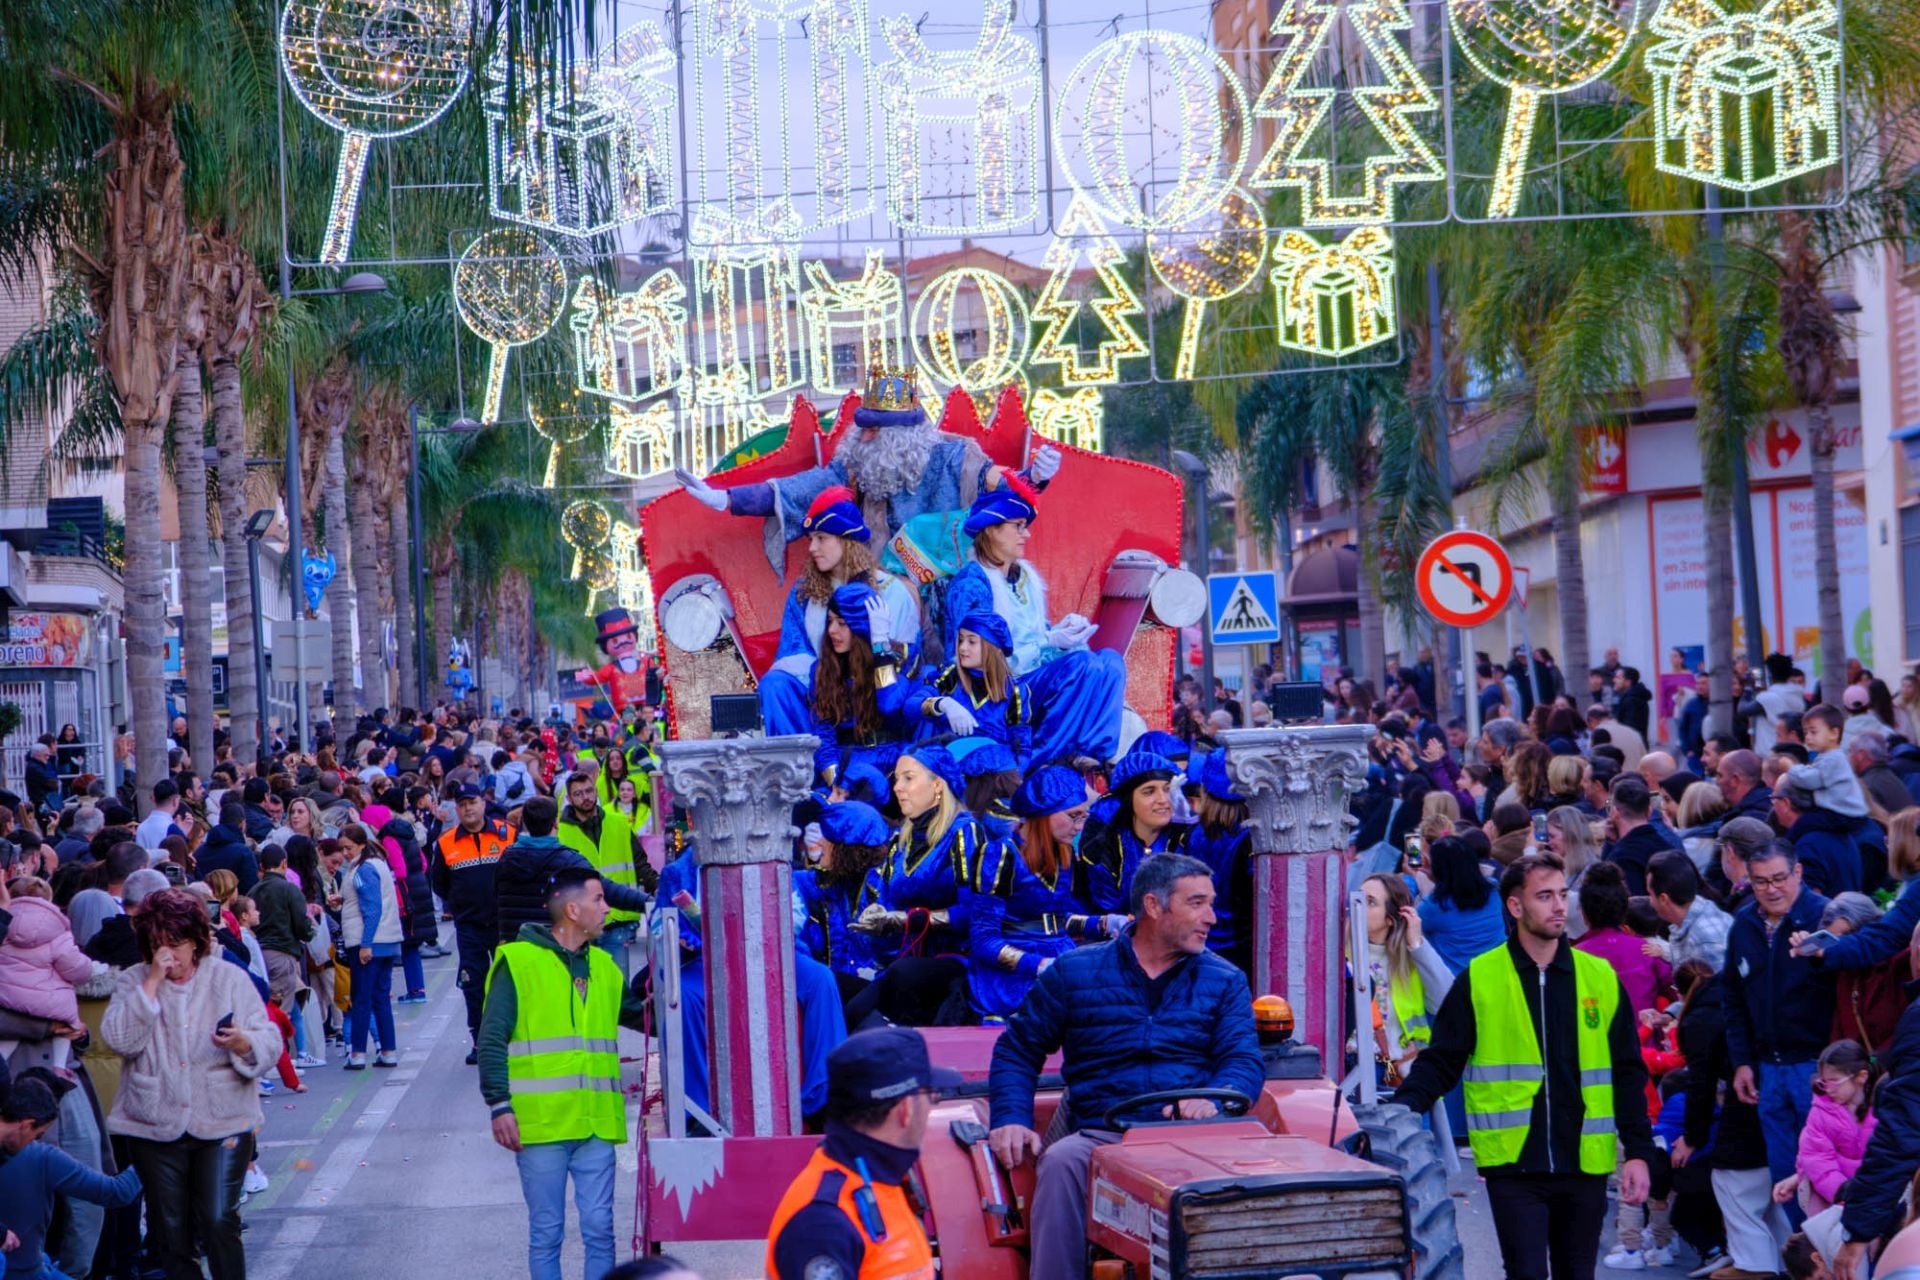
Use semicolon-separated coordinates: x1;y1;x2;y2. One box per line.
1643;1246;1677;1268
293;1053;326;1069
1688;1250;1729;1279
1605;1249;1647;1271
258;1079;275;1095
243;1166;269;1195
344;1054;367;1070
373;1050;399;1068
397;992;428;1005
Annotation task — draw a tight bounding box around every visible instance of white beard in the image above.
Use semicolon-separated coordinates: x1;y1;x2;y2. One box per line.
837;423;938;500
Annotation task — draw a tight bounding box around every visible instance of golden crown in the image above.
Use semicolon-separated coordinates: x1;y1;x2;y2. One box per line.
863;359;919;413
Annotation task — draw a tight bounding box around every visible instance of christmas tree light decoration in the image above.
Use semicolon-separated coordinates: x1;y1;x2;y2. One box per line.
454;228;569;425
801;250;904;395
1147;188;1267;380
280;0;474;263
1052;29;1250;232
1270;226;1398;357
1450;0;1643;217
690;0;874;240
880;0;1042;234
483;20;677;237
525;378;602;488
1031;194;1149;387
1030;387;1105;453
1644;0;1839;191
1248;0;1443;225
911;266;1032;397
569;270;688;404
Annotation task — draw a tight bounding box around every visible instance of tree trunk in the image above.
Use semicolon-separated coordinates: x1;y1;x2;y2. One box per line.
431;535;456;705
322;426;356;717
208;354;259;766
1703;480;1736;736
1549;443;1590;691
346;429;387;710
1354;454;1387;688
171;351;215;775
1808;402;1847;693
124;424;170;800
389;480;417;710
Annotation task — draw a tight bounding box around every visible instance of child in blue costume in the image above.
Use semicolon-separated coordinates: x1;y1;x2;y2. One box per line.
912;611;1034;765
951;738;1022;837
807;581;921;786
760;486;923;736
963;765;1130;1021
653;837;848;1119
1187;750;1256;975
1077;750;1196;913
943;479;1127;765
845;744;989;1027
793;801;893;1008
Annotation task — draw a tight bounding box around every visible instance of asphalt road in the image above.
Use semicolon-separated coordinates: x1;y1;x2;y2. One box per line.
233;957;1675;1280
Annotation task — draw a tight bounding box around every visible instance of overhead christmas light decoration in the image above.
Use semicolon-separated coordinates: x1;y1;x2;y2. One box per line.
280;0;473;264
802;250;904;396
880;0;1042;234
562;500;614;582
1645;0;1839;191
688;225;805;453
1147;188;1268;380
561;500;653;634
911;266;1032;397
1249;0;1443;225
1031;194;1149;387
1271;226;1399;357
1451;0;1643;217
453;228;569;425
690;0;873;240
606;399;677;480
1030;387;1105;453
1053;29;1250;232
526;377;602;488
483;20;677;237
570;270;687;404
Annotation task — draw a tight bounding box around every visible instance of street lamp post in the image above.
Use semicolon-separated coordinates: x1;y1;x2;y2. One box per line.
408;411;484;708
243;510;276;760
1172;449;1216;713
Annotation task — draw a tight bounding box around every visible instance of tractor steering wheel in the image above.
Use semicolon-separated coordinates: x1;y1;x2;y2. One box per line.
1100;1088;1253;1132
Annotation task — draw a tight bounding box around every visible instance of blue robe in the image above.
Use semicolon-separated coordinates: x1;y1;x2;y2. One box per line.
808;668;920;783
963;840;1103;1020
1077;821;1196;913
859;812;991;962
1186;823;1255;973
762;574;925;736
794;867;880;977
914;664;1033;765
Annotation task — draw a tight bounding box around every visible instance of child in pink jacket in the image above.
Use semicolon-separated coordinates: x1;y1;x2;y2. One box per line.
1776;1039;1878;1215
0;879;99;1022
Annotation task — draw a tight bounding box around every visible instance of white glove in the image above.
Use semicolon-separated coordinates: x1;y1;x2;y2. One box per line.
674;467;729;513
801;822;824;855
937;697;978;735
865;598;892;651
1029;444;1062;483
1101;914;1131;938
1046;613;1096;650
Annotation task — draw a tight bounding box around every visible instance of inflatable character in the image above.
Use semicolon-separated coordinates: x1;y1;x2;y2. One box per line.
574;607;651;719
445;639;475;699
301;551;337;614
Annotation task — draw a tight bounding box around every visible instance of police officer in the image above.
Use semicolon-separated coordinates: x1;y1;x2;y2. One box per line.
1393;853;1657;1280
766;1026;959;1279
430;782;515;1062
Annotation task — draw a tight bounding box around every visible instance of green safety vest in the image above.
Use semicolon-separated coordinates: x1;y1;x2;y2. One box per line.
1463;946;1618;1173
1388;965;1432;1050
559;808;640;923
491;941;626;1145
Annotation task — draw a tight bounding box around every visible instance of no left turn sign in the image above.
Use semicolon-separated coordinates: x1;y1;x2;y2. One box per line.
1416;530;1514;628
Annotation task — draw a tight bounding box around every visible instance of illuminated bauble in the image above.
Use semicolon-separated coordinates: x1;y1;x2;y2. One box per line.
1147;187;1267;380
911;267;1031;396
1052;30;1250;232
453;228;569;425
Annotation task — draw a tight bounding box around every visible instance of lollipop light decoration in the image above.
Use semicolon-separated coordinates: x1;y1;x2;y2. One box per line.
525;377;602;488
454;228;569;425
280;0;474;263
1147;188;1268;380
1450;0;1643;217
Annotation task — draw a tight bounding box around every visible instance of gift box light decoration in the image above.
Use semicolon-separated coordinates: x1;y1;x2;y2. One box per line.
525;377;602;488
1031;194;1149;387
1451;0;1643;217
880;0;1042;234
1147;188;1268;380
280;0;474;264
1271;226;1399;357
683;228;804;459
605;399;678;480
802;249;904;396
454;228;570;425
1644;0;1840;192
1052;29;1250;232
569;270;687;404
690;0;874;240
911;266;1032;397
1249;0;1443;225
483;20;677;237
1030;387;1106;453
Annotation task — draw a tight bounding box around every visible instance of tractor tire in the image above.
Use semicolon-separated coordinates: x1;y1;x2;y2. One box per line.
1350;1101;1465;1280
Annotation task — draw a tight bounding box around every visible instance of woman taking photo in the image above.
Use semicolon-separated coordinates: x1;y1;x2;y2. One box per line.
102;888;281;1280
1357;873;1453;1083
336;823;401;1069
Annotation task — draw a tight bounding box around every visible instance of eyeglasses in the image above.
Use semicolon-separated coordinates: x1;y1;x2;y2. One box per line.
1749;870;1797;889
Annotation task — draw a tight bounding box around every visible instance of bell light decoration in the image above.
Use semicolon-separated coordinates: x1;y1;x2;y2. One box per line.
1271;227;1399;358
1644;0;1839;192
280;0;474;264
453;228;569;425
570;269;688;404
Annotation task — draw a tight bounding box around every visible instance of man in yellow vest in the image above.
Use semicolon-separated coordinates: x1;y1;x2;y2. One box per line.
1393;853;1656;1280
765;1026;960;1280
559;769;655;974
478;865;646;1280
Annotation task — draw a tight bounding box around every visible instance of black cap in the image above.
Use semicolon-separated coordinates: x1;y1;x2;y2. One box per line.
826;1027;962;1109
454;782;485;800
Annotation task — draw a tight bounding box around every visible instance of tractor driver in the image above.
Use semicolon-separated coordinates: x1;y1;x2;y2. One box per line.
985;853;1265;1280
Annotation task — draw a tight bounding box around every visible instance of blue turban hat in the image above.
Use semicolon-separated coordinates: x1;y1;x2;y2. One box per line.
955;611;1012;658
961;475;1041;536
1109;751;1177;799
1011;765;1089;819
819;801;893;848
903;743;965;800
828;581;880;643
1197;750;1244;803
800;485;869;542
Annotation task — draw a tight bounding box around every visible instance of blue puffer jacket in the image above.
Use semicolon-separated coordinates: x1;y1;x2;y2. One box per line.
1786;810;1862;897
1841;980;1920;1243
987;930;1265;1132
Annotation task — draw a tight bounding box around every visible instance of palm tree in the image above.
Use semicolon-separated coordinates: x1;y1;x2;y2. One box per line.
346;395;390;709
171;283;215;775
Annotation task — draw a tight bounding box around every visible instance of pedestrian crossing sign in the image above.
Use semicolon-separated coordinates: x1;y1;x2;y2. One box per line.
1208;572;1281;645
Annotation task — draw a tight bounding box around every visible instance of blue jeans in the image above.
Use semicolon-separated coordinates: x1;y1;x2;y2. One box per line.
1757;1059;1817;1224
514;1137;616;1280
347;950;396;1053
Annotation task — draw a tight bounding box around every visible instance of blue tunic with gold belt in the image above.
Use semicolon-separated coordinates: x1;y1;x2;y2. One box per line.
793;867;879;976
858;811;990;963
963;839;1108;1020
1077;821;1197;914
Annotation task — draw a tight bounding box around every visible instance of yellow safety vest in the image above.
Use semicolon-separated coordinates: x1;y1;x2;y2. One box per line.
558;808;641;923
490;941;626;1145
1463;945;1618;1174
1388;965;1432;1050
